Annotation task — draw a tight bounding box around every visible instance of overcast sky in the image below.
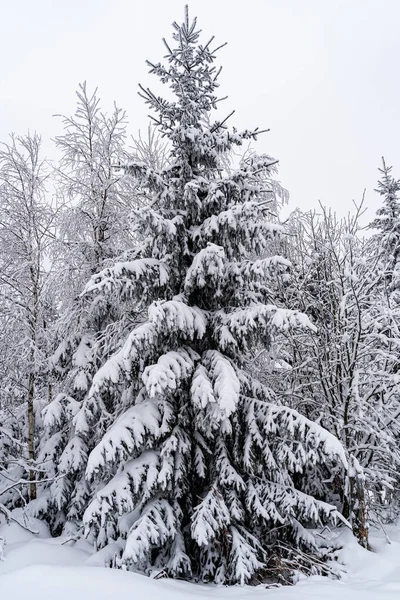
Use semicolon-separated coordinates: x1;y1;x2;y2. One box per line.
1;0;399;223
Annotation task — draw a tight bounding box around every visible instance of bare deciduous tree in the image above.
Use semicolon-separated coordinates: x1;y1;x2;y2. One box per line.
0;132;56;501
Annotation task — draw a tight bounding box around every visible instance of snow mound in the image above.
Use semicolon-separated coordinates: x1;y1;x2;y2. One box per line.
2;524;400;600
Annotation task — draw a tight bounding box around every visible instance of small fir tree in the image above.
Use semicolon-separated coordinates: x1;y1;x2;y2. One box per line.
43;8;347;584
369;158;400;280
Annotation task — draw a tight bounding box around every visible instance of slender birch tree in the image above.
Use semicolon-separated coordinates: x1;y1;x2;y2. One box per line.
0;133;56;501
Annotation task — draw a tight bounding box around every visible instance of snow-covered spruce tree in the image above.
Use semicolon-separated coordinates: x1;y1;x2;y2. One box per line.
56;10;347;584
369;158;400;279
365;159;400;520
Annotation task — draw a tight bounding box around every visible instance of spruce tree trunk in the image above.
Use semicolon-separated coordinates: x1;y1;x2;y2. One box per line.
27;371;36;501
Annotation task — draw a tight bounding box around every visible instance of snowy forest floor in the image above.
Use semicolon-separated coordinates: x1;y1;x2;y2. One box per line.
1;516;400;599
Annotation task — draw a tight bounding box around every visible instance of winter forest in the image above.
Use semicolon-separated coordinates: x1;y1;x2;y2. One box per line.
2;4;400;598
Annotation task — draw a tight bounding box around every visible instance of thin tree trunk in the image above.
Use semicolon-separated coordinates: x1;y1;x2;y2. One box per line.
344;456;369;549
351;473;369;549
27;371;36;501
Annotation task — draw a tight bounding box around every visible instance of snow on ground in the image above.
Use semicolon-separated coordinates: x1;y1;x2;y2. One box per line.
1;517;400;600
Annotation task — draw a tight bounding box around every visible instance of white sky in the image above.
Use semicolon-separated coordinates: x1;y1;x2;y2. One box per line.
1;0;399;223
